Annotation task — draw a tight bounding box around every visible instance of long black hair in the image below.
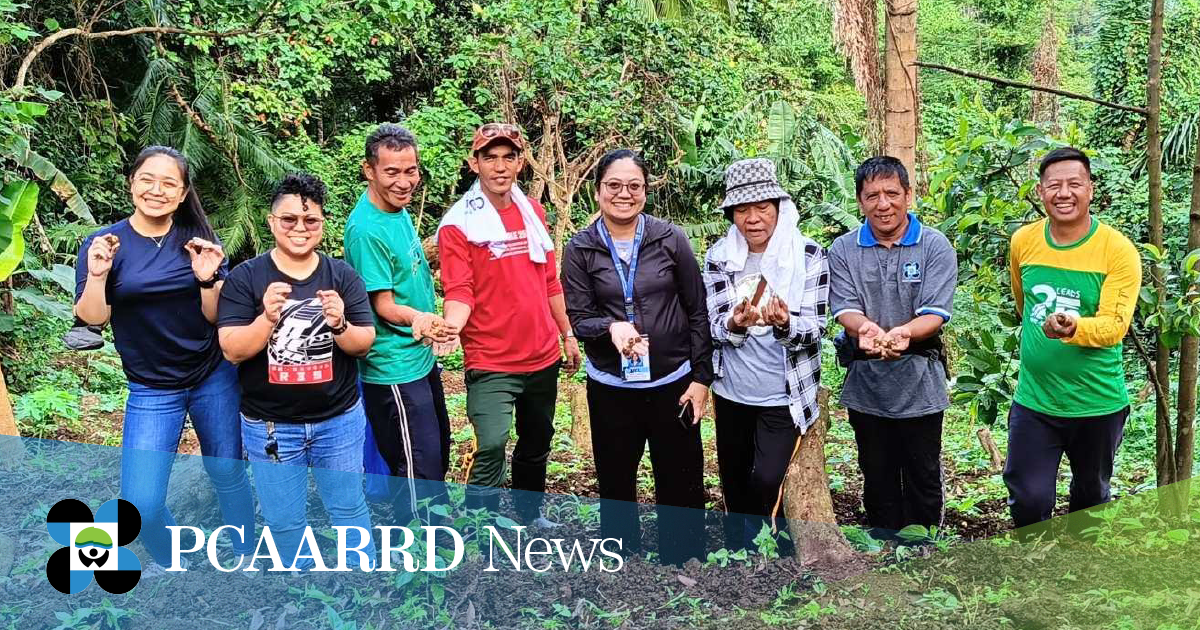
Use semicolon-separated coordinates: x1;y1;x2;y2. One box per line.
128;146;217;242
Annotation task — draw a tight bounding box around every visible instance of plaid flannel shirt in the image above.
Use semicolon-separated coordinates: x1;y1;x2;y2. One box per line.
703;238;829;433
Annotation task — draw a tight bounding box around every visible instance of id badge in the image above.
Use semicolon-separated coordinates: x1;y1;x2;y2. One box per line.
621;336;651;382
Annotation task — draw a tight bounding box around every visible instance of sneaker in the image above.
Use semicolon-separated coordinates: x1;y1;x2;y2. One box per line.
527;515;561;530
62;326;104;351
141;557;188;579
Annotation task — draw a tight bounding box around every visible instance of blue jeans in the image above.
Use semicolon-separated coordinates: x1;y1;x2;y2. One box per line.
242;399;376;571
121;361;257;564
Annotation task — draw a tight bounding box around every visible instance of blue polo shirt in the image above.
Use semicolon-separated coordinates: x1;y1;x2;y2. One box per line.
828;213;958;418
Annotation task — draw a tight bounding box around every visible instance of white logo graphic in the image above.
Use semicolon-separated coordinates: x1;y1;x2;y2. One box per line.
1029;284;1082;325
267;298;334;384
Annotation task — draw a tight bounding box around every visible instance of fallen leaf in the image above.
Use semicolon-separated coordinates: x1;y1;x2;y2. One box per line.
249;609;264;630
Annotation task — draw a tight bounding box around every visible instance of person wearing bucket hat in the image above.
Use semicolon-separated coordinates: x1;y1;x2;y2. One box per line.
437;122;581;528
828;156;958;538
562;148;713;566
703;157;828;553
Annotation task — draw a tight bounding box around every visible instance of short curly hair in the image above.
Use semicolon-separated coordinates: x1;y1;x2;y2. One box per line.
271;172;327;210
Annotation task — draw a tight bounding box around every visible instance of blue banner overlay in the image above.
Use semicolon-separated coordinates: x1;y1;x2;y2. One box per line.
1;435;1198;628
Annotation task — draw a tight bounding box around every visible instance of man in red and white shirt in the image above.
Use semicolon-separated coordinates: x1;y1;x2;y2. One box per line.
438;123;581;526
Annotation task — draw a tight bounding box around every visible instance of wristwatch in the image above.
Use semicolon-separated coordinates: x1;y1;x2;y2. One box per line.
330;319;349;335
197;269;222;289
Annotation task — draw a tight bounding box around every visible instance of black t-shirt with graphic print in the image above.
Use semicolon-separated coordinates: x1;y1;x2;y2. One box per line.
218;252;373;423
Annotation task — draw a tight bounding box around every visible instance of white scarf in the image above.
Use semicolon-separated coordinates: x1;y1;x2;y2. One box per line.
438;180;555;263
707;198;808;307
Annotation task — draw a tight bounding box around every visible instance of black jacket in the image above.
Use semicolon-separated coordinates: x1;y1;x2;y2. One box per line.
562;215;714;385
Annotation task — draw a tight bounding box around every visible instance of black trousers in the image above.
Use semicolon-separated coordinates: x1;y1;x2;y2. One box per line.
848;409;944;534
713;394;799;551
1003;402;1128;529
361;367;452;523
586;376;705;565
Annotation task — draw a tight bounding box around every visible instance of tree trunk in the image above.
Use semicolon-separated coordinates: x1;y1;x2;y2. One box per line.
977;426;1004;472
1146;0;1175;488
884;0;918;179
0;364;26;468
783;388;857;567
1174;111;1200;483
1030;9;1061;133
566;380;592;457
832;0;885;152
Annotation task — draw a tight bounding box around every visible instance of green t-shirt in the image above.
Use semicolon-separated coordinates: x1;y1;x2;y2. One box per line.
343;192;436;385
1010;219;1141;417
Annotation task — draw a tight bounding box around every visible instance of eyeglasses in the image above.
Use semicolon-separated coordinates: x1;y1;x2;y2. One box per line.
271;214;324;231
478;123;522;141
601;180;646;196
133;176;183;195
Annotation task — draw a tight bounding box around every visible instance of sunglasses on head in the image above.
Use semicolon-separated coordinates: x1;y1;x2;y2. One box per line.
478;123;522;140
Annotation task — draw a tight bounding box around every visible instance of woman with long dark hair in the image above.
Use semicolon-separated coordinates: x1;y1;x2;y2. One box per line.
74;146;256;575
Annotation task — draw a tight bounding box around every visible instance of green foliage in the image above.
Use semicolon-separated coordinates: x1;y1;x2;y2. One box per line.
1137;244;1200;349
0;180;38;279
15;387;79;438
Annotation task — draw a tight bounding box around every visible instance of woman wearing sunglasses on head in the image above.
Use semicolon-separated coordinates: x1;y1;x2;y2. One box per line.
561;148;713;566
218;173;377;571
74;146;256;576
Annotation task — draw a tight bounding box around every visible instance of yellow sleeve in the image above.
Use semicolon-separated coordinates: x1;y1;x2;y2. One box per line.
1064;234;1142;348
1009;233;1024;316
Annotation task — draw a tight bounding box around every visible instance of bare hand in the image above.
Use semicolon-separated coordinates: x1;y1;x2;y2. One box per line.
881;326;912;360
1042;312;1077;339
262;282;291;324
412;312;456;344
728;298;761;332
762;296;790;328
184;237;224;283
432;335;460;357
678;382;709;426
87;234;120;278
610;321;647;358
317;290;345;330
857;320;887;356
562;336;582;374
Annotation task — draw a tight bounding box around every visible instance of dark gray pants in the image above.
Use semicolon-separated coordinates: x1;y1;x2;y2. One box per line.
1003;402;1128;529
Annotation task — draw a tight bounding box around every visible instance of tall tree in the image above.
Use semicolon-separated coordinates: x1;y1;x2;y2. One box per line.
1176;119;1200;487
833;0;920;179
1145;0;1174;487
1030;9;1060;132
883;0;918;179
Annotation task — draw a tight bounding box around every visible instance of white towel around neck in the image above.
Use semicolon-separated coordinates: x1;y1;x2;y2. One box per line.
438;180;555;263
708;198;808;308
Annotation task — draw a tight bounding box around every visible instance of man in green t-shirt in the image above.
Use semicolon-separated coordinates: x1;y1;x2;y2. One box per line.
1005;147;1141;531
344;124;457;522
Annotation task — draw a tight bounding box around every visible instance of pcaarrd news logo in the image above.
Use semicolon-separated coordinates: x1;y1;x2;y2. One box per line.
45;499;142;594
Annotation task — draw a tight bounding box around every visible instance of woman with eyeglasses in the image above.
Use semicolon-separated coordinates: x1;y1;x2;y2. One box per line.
217;173;377;571
562;148;713;566
73;146;256;576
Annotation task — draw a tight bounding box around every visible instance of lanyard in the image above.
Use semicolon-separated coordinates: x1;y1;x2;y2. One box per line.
598;215;645;325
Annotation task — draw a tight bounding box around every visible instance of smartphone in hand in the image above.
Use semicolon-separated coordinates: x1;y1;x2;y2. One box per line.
677;400;695;429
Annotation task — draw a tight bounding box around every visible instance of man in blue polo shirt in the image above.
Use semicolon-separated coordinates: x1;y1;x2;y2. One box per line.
828;156;958;536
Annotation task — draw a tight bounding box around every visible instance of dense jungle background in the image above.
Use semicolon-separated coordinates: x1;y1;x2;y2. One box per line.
0;0;1199;628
